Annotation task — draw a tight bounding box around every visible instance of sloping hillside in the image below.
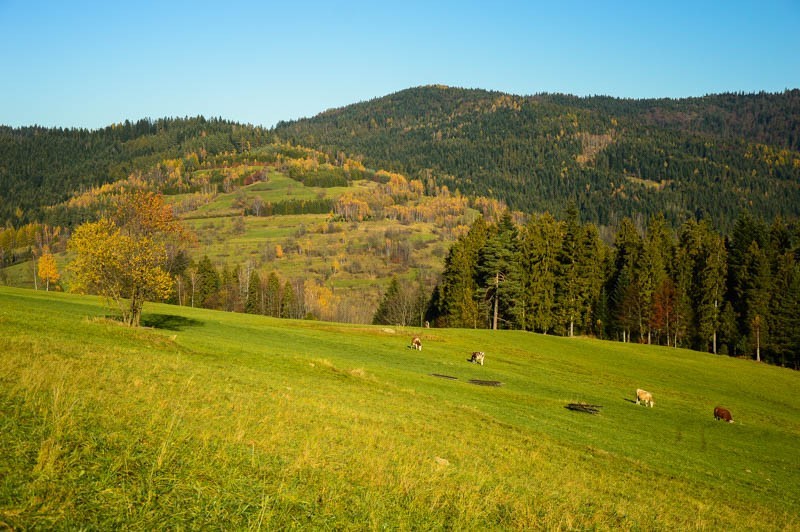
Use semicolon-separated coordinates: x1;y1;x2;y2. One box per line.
0;117;273;225
1;286;798;528
275;86;800;230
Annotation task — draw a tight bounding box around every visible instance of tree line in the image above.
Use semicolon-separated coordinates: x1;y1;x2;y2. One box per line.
61;189;799;368
375;208;800;369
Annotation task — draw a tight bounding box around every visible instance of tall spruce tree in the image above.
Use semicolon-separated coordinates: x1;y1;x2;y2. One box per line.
770;254;800;367
476;212;519;330
608;217;642;342
245;271;262;314
698;228;727;354
727;212;769;354
514;212;562;333
265;272;282;317
554;206;602;336
195;255;220;309
220;266;239;312
639;215;672;344
431;217;488;328
743;241;772;362
678;219;727;352
281;280;300;319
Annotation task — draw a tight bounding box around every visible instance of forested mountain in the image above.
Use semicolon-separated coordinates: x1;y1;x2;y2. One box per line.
3;87;799;232
0;117;273;225
274;86;800;231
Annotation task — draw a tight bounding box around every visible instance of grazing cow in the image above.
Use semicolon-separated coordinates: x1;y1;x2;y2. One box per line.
411;336;422;351
635;388;654;407
469;351;485;366
714;406;734;423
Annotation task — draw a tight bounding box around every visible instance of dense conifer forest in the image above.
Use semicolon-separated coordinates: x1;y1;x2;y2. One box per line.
275;86;800;231
399;209;800;369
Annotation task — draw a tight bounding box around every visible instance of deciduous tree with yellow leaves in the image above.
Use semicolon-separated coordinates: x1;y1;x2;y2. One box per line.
68;192;190;326
37;249;60;291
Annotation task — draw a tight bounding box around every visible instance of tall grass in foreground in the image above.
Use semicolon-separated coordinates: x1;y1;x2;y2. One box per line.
1;287;798;529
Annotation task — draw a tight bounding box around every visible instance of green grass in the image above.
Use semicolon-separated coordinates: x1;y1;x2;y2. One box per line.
1;286;798;529
184;173;366;219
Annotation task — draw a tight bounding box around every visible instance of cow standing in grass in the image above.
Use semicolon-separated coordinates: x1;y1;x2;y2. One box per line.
469;351;485;366
635;388;654;407
714;406;734;423
411;336;422;350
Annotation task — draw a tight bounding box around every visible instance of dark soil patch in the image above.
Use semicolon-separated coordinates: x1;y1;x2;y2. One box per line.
565;403;603;414
468;379;503;387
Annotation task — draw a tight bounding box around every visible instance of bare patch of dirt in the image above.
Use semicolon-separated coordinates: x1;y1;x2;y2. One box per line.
468;379;503;387
565;403;603;414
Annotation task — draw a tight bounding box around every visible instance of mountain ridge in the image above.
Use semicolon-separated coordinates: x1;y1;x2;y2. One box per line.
274;85;800;230
2;86;799;230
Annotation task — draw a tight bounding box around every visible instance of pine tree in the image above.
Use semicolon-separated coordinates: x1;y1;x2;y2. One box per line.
744;241;772;362
431;217;488;328
555;208;583;337
265;272;282;317
373;276;419;326
727;212;769;353
608;217;642;342
196;255;220;309
476;212;518;330
639;215;672;344
514;213;562;333
281;280;300;319
698;228;727;354
220;266;239;312
769;255;800;367
554;206;602;337
678;219;727;352
245;271;262;314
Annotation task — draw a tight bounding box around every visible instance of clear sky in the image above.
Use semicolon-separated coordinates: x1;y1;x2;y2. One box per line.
1;0;798;130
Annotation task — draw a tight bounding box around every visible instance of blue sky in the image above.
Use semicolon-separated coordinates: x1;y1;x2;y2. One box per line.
1;0;798;129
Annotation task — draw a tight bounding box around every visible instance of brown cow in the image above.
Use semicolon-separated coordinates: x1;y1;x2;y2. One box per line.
411;336;422;351
714;406;734;423
635;388;654;407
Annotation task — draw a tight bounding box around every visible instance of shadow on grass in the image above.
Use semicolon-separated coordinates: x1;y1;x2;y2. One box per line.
142;314;204;331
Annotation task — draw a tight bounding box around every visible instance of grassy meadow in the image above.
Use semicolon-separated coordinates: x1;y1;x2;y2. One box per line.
1;286;798;529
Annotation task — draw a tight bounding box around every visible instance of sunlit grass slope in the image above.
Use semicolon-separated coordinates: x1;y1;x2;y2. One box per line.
1;287;798;529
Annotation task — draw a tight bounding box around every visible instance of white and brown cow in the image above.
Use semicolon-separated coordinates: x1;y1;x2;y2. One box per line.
635;388;654;407
714;406;734;423
469;351;485;366
411;336;422;351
